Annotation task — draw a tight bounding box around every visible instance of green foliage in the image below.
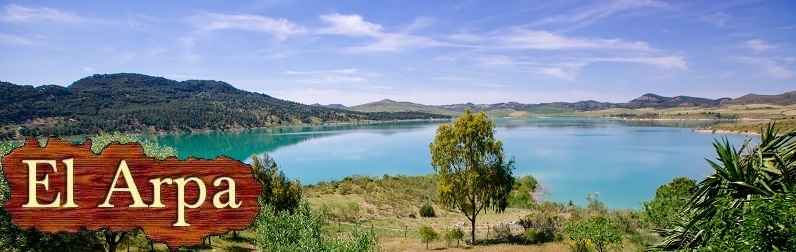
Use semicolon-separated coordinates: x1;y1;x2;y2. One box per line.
429;108;515;243
251;153;302;213
418;226;438;250
419;203;436;218
89;132;177;159
642;177;696;230
445;228;465;247
697;195;796;251
255;202;378;252
565;215;623;252
508;175;538;208
0;74;450;140
659;123;796;250
306;174;438;218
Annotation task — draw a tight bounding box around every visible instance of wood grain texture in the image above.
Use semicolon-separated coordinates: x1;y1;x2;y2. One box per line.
2;137;262;250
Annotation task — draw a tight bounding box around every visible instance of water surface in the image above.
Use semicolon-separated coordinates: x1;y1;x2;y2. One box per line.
148;118;750;209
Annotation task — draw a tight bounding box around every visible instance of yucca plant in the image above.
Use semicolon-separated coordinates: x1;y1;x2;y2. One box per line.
657;123;796;250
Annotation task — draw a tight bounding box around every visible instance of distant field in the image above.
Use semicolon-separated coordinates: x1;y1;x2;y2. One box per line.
701;119;796;134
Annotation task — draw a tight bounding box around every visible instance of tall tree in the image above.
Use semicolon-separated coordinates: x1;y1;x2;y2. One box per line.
429;109;514;244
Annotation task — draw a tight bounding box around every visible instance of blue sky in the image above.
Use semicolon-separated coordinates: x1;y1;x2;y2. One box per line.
0;0;794;106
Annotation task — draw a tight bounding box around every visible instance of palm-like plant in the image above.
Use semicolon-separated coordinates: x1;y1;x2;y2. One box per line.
658;123;796;249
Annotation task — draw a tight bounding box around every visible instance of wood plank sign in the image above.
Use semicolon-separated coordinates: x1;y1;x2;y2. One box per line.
2;137;263;250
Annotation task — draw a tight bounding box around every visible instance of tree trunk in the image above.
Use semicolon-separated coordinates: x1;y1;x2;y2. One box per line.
470;217;477;245
426;240;429;250
105;231;119;252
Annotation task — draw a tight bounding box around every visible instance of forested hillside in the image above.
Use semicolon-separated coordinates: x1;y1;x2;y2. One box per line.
0;73;448;140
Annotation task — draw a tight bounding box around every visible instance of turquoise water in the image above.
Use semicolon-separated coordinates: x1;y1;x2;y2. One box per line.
147;118;751;209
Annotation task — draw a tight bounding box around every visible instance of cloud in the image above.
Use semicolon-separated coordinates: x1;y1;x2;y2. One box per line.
193;13;306;39
701;11;731;27
0;33;41;46
283;68;368;83
318;13;445;52
1;4;89;23
533;0;669;29
285;69;359;75
591;56;687;69
472;55;686;80
318;13;382;37
744;39;774;53
733;57;793;78
497;29;651;51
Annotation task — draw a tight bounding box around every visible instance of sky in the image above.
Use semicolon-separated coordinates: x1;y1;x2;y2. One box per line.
0;0;794;106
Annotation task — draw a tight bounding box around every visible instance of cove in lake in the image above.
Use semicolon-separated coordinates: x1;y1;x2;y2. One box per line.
147;118;751;209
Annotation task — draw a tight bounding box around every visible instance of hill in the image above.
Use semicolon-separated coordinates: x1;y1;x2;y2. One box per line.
722;91;796;106
349;99;462;116
0;73;449;140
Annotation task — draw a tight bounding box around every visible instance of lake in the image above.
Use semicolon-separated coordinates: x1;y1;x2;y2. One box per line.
146;118;751;209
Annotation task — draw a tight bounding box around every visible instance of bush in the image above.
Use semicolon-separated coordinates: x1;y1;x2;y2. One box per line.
445;228;465;247
419;203;436;217
493;223;512;240
642;177;696;230
523;228;540;244
419;226;438;250
565;215;622;252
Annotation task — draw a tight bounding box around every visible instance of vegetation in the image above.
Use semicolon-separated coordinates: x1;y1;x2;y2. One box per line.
419;203;436;217
418;226;438;250
508;175;539;208
701;118;796;134
565;215;623;252
0;74;450;140
445;228;465;247
251;153;302;213
255;202;378;252
642;177;697;230
657;123;796;250
430;109;515;244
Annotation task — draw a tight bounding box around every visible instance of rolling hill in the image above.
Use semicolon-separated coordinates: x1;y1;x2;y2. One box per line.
722;91;796;106
0;73;449;140
348;99;462;116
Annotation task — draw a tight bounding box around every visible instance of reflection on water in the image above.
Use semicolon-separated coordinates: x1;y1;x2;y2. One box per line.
149;118;751;209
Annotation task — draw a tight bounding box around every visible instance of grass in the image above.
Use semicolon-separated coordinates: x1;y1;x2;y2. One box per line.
700;118;796;134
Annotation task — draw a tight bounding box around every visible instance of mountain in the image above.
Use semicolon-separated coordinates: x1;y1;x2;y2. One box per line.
722;91;796;106
624;93;727;108
0;73;449;140
351;91;794;115
348;99;462;116
311;103;347;109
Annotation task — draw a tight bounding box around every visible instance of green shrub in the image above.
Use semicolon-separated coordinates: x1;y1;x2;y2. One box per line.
419;203;436;217
565;215;622;252
508;175;538;208
445;228;464;247
642;177;696;230
523;228;540;244
419;226;438;250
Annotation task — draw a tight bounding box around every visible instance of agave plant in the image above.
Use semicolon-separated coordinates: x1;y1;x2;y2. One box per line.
657;123;796;249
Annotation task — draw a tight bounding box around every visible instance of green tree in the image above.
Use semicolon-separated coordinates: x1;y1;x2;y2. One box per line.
251;152;302;213
508;175;538;208
419;226;438;250
565;215;622;252
445;228;465;247
429;109;515;244
642;177;697;230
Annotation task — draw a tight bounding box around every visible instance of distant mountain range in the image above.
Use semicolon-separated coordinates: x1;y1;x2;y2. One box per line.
0;73;448;139
342;91;796;114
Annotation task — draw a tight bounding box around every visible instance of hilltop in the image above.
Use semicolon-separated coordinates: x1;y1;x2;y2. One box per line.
348;99;462;116
722;91;796;106
0;73;449;140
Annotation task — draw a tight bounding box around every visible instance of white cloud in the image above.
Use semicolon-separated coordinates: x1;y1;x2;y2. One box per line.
533;0;669;29
733;57;793;78
744;40;774;54
317;13;445;52
285;69;359;75
0;33;41;46
318;13;382;37
194;13;306;39
701;11;731;27
283;68;368;83
498;29;651;51
1;4;89;23
591;56;687;69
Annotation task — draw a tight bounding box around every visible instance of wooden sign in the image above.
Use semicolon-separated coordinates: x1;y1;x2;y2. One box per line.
2;137;262;250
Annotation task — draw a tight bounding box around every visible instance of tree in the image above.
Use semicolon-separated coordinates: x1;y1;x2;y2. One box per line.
250;153;302;213
642;177;696;230
419;226;438;250
429;109;515;244
446;228;465;247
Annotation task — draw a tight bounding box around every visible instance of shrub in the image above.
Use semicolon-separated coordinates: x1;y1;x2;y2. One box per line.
642;177;696;230
419;226;438;250
523;228;540;244
493;223;512;240
445;228;465;247
419;203;436;217
565;215;622;252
